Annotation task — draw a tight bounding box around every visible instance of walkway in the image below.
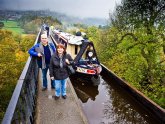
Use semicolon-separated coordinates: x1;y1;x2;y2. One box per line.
35;70;88;124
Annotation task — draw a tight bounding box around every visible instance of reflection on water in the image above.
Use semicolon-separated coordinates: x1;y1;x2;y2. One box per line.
70;74;160;124
71;77;99;103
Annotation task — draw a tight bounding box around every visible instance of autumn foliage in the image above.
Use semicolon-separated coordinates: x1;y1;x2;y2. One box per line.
0;30;35;121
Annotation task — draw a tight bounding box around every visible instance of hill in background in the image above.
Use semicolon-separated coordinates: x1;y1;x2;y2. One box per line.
0;10;107;26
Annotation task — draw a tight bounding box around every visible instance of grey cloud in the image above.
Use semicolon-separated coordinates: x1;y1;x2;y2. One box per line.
0;0;121;18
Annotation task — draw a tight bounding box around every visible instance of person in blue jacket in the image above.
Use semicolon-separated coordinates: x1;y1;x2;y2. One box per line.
28;33;56;91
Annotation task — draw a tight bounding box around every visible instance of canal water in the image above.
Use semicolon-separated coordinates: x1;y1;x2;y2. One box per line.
70;73;160;124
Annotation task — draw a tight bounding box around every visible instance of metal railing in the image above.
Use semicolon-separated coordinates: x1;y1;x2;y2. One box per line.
2;30;41;124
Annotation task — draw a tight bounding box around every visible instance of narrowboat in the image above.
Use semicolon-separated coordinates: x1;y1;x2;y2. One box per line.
51;29;102;85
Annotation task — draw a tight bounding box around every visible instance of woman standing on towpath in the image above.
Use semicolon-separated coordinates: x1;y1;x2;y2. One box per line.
49;43;73;100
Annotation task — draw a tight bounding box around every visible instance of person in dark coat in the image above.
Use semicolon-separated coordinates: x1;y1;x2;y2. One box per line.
28;34;56;90
49;43;73;100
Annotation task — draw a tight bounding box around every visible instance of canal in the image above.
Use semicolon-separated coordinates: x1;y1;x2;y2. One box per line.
70;72;160;124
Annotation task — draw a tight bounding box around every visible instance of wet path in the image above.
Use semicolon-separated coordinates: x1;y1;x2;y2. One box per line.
35;70;88;124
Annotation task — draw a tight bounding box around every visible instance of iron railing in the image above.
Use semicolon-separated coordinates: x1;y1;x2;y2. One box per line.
2;30;41;124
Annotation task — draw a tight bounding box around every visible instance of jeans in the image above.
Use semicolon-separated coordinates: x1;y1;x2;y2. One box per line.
54;79;67;97
42;67;54;88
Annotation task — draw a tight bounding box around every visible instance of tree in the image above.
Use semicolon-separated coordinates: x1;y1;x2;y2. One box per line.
0;22;4;29
0;30;36;121
111;0;165;32
100;0;165;108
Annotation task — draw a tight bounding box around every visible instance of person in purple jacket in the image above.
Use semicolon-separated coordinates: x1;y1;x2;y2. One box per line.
28;34;56;91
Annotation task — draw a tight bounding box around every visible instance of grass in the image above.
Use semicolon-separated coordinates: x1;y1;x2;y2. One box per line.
1;20;24;34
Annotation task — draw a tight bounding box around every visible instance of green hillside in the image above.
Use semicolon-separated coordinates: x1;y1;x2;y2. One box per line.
2;20;24;34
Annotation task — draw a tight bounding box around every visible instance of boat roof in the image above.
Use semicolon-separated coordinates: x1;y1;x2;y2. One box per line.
54;29;84;45
68;36;84;45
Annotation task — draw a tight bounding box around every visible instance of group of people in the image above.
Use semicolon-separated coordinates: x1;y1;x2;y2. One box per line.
28;33;73;100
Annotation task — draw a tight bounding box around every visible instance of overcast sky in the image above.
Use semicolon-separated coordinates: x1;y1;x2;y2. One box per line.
0;0;121;19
